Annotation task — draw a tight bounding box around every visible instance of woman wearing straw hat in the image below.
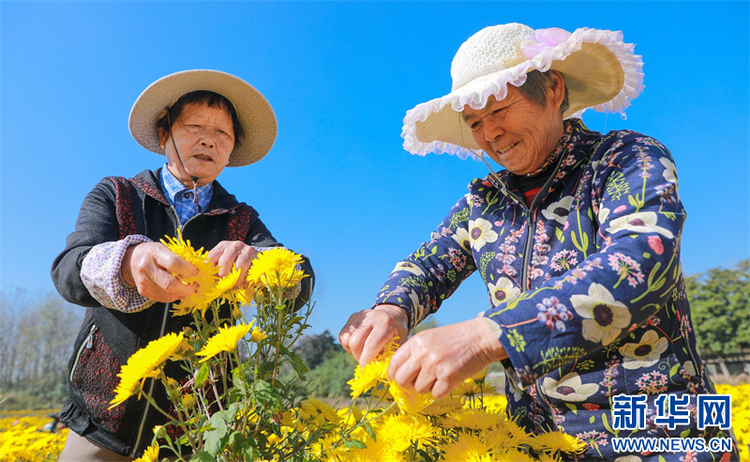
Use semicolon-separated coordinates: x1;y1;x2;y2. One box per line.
339;24;738;460
53;69;314;461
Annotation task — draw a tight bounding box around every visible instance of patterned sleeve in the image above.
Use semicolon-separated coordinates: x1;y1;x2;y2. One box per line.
483;133;687;388
81;234;155;313
373;194;479;330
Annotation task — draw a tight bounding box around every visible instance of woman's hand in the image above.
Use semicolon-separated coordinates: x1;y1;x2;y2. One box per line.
388;317;507;399
208;241;259;288
121;242;199;302
339;304;409;366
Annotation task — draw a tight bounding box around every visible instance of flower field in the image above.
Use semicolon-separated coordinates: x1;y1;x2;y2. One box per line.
0;410;68;461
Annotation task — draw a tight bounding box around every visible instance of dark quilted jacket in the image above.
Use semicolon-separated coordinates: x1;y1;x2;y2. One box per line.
52;168;314;457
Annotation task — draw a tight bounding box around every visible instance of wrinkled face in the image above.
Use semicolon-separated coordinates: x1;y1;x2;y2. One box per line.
159;101;235;187
462;74;565;176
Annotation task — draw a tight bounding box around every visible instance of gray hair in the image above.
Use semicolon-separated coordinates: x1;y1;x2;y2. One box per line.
517;70;570;115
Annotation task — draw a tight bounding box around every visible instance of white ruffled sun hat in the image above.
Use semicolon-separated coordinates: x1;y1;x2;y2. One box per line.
129;69;277;167
402;23;644;159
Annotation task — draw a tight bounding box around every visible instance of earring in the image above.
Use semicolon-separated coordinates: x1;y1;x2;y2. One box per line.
160;144;165;151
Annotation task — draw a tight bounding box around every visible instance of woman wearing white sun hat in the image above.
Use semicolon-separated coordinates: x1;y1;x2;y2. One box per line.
53;69;314;461
340;24;738;460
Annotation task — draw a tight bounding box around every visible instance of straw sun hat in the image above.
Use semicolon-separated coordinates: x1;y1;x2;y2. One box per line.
129;69;277;167
402;23;645;159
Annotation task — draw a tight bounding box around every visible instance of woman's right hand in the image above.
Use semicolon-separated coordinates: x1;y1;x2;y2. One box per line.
339;304;409;366
121;242;199;303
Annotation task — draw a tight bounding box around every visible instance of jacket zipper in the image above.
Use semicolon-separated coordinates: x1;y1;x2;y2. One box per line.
129;201;233;456
534;378;559;430
69;324;98;382
518;160;564;291
131;302;172;457
512;161;565;422
132;204;182;457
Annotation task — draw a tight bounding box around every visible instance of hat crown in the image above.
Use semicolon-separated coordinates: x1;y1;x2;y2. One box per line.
451;23;534;91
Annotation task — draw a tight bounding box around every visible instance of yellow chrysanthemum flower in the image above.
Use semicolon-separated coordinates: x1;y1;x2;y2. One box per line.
482;394;508;413
344;437;399;462
452;375;497;399
250;324;269;343
388;380;434;414
378;414;439;452
348;358;389;398
536;452;562;462
484;426;521;452
203;267;241;303
196;323;252;362
441;432;492;462
493;448;538;462
441;407;504;431
181;393;196;409
133;443;159;462
161;231;216;283
297;398;341;428
501;416;536;447
161;231;221;315
531;430;586;454
246;247;307;289
110;332;184;408
235;286;256;306
420;396;463;417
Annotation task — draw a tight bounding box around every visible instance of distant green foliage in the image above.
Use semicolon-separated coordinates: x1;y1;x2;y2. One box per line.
686;259;750;356
307;349;357;399
291;330;339;370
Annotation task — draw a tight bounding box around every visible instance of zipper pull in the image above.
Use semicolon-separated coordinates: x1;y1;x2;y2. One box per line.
85;325;98;349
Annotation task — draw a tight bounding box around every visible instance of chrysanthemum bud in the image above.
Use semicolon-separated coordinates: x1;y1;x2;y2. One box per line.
153;425;167;439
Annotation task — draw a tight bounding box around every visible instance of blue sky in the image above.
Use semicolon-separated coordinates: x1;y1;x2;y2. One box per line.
2;1;748;336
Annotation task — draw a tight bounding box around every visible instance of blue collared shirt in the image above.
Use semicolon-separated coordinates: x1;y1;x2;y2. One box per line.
160;165;214;225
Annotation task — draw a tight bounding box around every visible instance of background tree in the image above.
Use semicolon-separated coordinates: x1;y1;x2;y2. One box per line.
291;330;339;370
0;290;82;409
686;258;750;356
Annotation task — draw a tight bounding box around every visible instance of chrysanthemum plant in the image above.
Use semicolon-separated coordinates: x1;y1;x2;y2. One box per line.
112;232;587;462
111;233;336;462
325;339;587;462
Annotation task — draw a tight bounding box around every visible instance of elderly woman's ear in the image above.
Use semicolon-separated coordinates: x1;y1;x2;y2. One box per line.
548;71;566;113
157;127;168;151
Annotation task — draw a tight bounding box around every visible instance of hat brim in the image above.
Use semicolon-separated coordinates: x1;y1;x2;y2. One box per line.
129;69;277;167
403;28;644;159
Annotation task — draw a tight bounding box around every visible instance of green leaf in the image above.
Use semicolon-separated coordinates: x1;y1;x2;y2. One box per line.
643;252;651;259
195;362;210;387
242;446;261;461
565;402;578;414
227;432;247;454
289;354;308;379
363;422;377;441
204;412;232;455
589;415;595;424
344;440;368;449
190;451;217;462
680;429;690;438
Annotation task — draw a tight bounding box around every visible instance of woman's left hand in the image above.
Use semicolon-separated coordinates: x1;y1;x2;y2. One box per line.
208;241;259;288
388;317;508;399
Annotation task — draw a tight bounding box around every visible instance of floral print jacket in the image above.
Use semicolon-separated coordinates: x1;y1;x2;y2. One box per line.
374;120;737;461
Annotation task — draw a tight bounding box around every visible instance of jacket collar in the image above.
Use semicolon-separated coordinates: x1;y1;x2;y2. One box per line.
133;168;243;214
485;119;601;203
